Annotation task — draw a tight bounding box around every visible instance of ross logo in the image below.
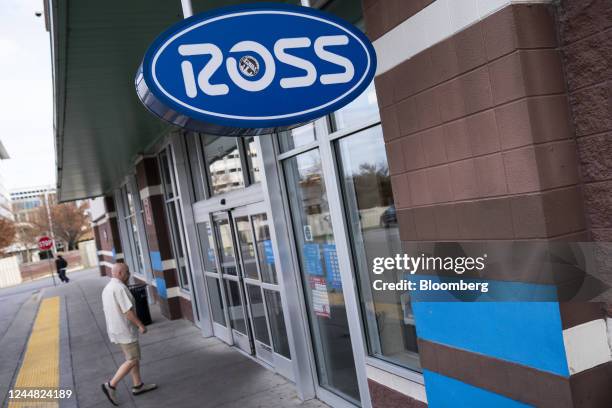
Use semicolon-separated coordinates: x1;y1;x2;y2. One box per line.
135;3;377;136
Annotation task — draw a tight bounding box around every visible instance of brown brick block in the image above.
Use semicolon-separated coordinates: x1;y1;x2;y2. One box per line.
510;193;547;238
385;139;406;175
561;28;612;91
569;81;612;137
583;181;612;229
412;52;438;97
503;146;540;193
434;203;461;239
391;174;412;209
443;119;472;161
521;50;566;96
402;133;427;171
374;71;395;108
535;140;580;190
413;205;438;240
381;105;401;142
558;0;612;45
393;58;418;102
397;97;419;136
466;109;500;155
475;153;508;197
430;38;459;84
461;66;493;114
363;0;386;41
397;208;418;241
427;165;453;203
407;169;432;206
489;51;526;105
415;88;441;129
497;95;573;149
542;186;586;237
456;198;514;239
513;4;558;50
421;127;447;166
449;159;479;200
482;5;518;61
577;133;612;182
437;78;466;122
453;23;487;73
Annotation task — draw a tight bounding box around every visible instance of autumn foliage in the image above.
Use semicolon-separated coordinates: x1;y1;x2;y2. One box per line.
0;216;16;253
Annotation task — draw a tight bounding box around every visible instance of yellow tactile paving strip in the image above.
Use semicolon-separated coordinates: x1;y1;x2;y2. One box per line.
8;297;60;408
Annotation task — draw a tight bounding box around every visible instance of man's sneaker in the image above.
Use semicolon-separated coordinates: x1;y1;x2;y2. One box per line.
132;383;158;395
101;382;118;406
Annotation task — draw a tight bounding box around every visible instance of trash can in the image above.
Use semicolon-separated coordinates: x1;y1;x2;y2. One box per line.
128;284;152;326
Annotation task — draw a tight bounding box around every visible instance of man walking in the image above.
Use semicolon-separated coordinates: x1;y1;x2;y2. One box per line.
55;254;69;283
101;263;157;405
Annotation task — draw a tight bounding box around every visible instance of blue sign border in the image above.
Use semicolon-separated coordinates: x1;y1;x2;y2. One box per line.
136;2;377;136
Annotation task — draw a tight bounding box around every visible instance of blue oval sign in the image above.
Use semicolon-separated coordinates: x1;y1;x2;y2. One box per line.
136;3;377;136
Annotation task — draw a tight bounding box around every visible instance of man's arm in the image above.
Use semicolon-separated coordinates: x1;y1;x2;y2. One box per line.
124;308;147;334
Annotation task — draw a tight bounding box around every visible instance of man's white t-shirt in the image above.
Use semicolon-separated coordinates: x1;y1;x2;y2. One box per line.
102;278;138;344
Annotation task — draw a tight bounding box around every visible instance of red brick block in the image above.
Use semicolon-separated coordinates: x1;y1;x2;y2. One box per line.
421;127;448;166
386;139;406;175
443;119;472;161
449;159;479;200
467;109;500;155
475;153;508;197
402;133;427;171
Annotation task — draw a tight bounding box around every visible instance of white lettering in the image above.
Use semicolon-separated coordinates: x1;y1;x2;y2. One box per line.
274;37;317;89
314;35;354;85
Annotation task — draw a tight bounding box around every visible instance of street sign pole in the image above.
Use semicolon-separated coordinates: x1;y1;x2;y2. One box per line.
38;236;56;287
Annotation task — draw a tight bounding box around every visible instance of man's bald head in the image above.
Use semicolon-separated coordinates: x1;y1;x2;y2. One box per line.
111;263;130;283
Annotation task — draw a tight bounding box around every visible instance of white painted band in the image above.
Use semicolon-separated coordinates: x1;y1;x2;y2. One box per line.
366;364;427;403
99;261;114;268
139;185;163;199
162;259;177;271
373;0;553;76
166;286;192;300
563;319;612;375
93;212;117;226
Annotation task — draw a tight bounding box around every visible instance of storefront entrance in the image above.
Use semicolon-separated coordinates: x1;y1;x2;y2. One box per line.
196;201;293;380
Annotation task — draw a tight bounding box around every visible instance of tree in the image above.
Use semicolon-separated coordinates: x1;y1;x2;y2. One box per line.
0;216;16;254
13;222;40;262
29;199;92;251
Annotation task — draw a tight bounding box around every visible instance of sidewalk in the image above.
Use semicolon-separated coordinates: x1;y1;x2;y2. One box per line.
3;268;327;408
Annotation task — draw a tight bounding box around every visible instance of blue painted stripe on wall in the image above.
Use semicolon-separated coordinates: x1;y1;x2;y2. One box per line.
156;277;167;299
423;370;532;408
412;302;569;376
150;251;162;271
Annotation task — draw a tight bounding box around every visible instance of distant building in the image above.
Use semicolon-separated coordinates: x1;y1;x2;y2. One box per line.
0;140;13;221
10;186;56;223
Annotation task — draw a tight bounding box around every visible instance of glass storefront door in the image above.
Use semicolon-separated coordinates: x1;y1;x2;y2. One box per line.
197;202;292;379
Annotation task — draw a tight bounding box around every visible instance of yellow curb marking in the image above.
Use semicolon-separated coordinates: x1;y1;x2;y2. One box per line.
8;296;60;408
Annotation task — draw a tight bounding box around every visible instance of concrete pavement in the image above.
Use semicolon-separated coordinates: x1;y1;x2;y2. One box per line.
1;268;327;408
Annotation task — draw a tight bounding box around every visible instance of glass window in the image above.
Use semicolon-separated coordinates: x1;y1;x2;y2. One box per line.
283;149;360;403
244;136;262;184
186;133;207;202
119;185;146;277
278;123;317;153
246;284;271;346
202;136;245;195
159;146;191;291
336;125;420;372
235;216;259;280
206;276;226;326
253;214;277;284
264;289;291;359
197;222;217;273
225;280;247;334
214;217;238;276
332;82;379;132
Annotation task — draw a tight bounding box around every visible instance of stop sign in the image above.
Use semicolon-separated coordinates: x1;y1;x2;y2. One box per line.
38;236;53;251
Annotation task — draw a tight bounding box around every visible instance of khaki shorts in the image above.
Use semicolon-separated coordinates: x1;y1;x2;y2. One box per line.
119;341;141;361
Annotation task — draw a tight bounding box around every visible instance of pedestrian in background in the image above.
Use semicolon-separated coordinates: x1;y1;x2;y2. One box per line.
55;253;69;283
101;263;157;406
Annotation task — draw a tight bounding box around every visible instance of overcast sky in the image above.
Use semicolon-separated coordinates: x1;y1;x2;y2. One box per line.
0;0;55;191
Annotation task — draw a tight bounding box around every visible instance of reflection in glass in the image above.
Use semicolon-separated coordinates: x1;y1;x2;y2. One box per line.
197;222;217;273
166;201;190;290
206;276;226;326
283;149;360;403
225;280;247;334
252;214;278;284
278;123;317;153
186;133;206;202
332;82;379;131
214;217;237;276
244;136;262;184
235;216;259;280
203;136;245;195
159;150;175;199
264;289;291;359
337;126;420;372
246;284;271;346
